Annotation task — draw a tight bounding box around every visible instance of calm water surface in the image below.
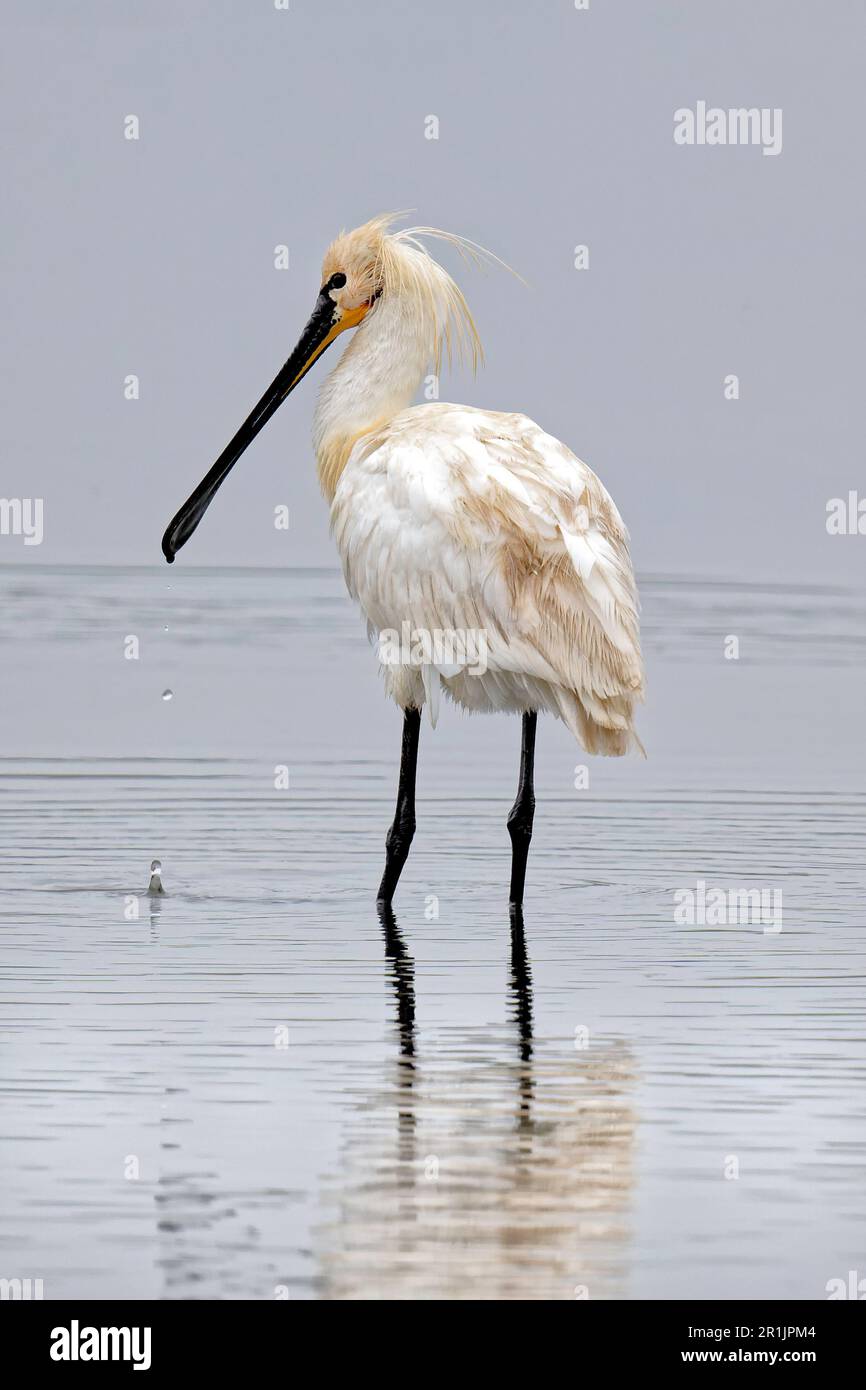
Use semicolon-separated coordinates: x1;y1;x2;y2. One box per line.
1;566;864;1299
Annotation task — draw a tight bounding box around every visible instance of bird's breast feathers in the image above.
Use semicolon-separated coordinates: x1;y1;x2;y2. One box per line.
330;403;645;707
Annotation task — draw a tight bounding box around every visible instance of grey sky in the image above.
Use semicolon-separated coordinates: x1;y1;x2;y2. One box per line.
2;0;864;581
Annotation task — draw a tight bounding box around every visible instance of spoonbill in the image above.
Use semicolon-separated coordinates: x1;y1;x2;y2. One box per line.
161;215;644;907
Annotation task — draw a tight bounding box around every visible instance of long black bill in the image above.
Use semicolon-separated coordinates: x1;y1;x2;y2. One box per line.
161;288;340;563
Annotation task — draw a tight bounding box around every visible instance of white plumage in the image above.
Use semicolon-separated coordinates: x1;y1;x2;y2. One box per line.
332;403;644;754
314;216;645;756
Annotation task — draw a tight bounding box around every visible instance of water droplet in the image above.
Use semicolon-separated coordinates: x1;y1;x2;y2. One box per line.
163;624;168;632
161;689;173;702
147;858;166;896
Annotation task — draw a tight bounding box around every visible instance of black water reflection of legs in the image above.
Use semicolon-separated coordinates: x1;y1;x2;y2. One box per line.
509;904;534;1129
378;903;417;1165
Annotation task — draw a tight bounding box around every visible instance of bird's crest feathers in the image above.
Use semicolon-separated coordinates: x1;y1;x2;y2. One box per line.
322;212;520;376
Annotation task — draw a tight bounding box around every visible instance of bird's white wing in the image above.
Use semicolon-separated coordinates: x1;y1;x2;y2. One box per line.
332;403;644;745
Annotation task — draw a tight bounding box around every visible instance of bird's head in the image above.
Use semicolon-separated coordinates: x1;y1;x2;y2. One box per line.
317;218;389;326
161;214;509;563
316;214;494;371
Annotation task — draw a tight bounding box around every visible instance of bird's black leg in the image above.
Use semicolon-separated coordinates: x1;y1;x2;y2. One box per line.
377;707;421;906
507;711;537;907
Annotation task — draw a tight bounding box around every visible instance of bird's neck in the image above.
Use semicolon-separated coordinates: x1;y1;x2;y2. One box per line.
313;296;430;501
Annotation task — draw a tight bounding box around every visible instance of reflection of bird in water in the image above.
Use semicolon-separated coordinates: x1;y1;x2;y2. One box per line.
379;904;416;1159
509;905;534;1129
317;908;636;1300
380;904;416;1061
148;894;162;942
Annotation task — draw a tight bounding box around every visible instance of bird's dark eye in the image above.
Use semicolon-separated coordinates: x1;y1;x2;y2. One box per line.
330;272;347;289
